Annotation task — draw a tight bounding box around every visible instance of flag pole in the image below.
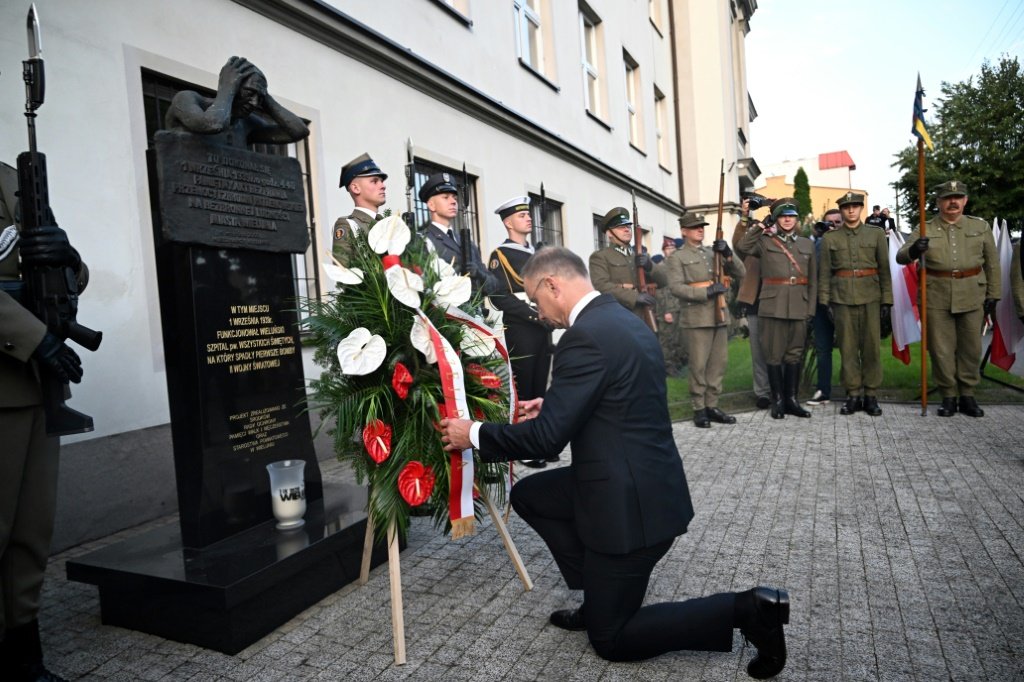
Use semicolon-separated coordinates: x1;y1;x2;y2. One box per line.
917;137;928;416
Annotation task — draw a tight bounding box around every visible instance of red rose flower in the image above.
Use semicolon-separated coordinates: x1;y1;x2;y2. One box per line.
392;362;413;399
362;420;392;464
397;461;435;507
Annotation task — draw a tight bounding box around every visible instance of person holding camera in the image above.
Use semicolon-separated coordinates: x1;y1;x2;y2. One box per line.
737;199;816;419
666;214;745;428
819;192;892;416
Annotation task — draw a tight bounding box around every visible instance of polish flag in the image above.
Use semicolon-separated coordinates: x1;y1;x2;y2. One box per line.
888;229;921;365
990;218;1023;371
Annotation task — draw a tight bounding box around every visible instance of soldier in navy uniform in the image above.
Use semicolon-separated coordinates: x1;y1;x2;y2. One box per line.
488;197;553;468
332;153;387;263
418;172;498;295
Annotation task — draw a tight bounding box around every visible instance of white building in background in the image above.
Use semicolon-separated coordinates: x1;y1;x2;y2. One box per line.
0;0;758;549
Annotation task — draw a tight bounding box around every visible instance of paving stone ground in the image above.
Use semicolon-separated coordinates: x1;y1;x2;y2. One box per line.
38;402;1024;680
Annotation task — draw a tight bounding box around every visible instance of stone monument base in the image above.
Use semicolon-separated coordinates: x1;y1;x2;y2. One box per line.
66;482;392;654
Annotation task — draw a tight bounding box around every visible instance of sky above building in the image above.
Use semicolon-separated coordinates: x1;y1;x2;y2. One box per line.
745;0;1023;212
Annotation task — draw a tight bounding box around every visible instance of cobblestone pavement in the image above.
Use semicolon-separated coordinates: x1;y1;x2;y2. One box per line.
38;402;1024;680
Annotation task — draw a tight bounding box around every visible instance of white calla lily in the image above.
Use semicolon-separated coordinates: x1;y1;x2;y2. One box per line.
322;261;364;285
336;327;387;375
385;265;424;308
430;254;456;278
367;214;411;255
460;324;496;357
409;316;438;364
432;274;472;307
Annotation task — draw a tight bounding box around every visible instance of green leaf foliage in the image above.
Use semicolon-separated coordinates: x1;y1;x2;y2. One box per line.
793;166;812;221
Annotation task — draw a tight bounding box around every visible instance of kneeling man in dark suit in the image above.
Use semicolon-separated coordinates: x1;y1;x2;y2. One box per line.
441;247;790;678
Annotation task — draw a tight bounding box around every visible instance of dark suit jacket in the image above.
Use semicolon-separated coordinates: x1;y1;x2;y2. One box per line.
479;294;694;555
421;223;499;295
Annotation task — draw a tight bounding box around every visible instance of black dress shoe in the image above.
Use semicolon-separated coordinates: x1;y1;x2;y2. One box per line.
755;396;771;410
740;587;790;680
862;396;882;416
707;407;736;424
549;606;586;631
839;396;862;415
518;459;547;469
693;408;711;428
958;396;984;418
937;397;957;417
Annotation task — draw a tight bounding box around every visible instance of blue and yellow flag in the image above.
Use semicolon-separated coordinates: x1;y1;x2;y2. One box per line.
912;74;934;150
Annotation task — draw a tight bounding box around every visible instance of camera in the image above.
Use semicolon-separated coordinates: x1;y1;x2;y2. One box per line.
743;192;775;211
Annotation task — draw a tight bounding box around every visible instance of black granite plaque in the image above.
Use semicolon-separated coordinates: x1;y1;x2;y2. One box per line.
154;131;309;253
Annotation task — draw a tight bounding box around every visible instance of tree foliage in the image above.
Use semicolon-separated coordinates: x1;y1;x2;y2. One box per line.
793;166;812;221
892;56;1024;232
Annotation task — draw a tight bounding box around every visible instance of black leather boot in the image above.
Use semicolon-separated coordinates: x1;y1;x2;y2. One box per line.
767;365;785;419
783;363;811;418
840;395;862;415
937;396;957;417
862;396;882;416
958;396;984;417
2;620;68;682
693;408;711;428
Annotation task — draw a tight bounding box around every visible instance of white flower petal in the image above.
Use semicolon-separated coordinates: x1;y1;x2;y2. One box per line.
432;274;472;307
409;317;438;364
460;325;496;357
385;265;424;309
323;261;364;285
430;254;456;278
367;215;411;255
336;327;387;375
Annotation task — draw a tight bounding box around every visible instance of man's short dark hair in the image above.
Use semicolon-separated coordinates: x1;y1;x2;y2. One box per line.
824;208;841;218
872;205;880;211
521;247;588;281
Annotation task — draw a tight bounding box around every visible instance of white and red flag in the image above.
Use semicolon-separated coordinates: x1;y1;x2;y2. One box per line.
990;218;1023;371
888;229;921;365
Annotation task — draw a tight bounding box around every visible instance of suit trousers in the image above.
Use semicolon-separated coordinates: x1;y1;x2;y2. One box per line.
511;468;735;661
681;326;728;410
0;405;59;631
926;305;984;397
812;304;835;396
834;301;882;395
746;314;769;399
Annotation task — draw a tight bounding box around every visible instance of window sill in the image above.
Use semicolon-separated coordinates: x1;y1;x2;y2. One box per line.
586;109;612;131
430;0;473;27
659;162;673;175
518;58;560;92
629;142;647;157
650;17;664;37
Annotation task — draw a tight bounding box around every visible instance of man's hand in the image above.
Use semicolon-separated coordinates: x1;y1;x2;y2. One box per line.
439;418;473;452
32;332;83;383
636;292;656;307
706;282;728;299
908;237;930;259
827;305;835;323
517;397;543;422
635;253;652;273
663;312;674;324
880;304;892;320
984;298;997;317
741;197;750;216
712;239;732;259
218;56;258;94
19;225;80;268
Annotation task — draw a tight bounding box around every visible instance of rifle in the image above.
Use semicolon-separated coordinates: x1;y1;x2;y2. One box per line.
458;163;471;275
630;189;657;332
536;182;544;248
713;159;727;324
402;138;416;228
17;4;102;436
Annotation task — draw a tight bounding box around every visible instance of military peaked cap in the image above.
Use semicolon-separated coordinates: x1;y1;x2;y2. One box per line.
419;172;459;202
339;152;387;188
678;213;709;229
495;196;530;220
601;207;633;231
934;180;968;198
836;191;865;207
770;197;799;219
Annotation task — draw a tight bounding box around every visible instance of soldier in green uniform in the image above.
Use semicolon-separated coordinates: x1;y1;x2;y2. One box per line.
588;207;655;321
1;161;86;681
666;214;745;427
737;198;816;419
819;192;892;416
896;180;999;417
332;152;387;264
652;236;683;375
1012;241;1024;323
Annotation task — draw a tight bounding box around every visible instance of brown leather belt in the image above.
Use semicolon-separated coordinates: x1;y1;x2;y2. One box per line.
833;268;878;278
688;278;731;288
763;276;809;285
926;266;982;279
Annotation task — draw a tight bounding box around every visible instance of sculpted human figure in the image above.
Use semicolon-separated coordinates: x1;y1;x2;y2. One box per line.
165;56;309;147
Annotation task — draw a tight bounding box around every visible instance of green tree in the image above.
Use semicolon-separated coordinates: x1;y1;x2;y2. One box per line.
892;55;1024;233
793;166;812;221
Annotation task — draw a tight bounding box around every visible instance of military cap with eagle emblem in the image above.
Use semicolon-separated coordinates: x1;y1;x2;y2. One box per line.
339;152;387;188
836;191;865;207
934;180;968;198
418;172;459;202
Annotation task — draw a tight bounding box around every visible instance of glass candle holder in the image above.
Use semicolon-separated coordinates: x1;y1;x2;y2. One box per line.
266;460;306;530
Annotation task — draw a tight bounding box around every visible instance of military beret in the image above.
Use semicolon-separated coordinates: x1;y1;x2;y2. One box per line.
934;179;968;198
495;196;531;220
339;152;387;188
678;213;709;229
419;172;459;202
836;191;865;207
770;197;799;219
601;207;632;231
662;235;676;247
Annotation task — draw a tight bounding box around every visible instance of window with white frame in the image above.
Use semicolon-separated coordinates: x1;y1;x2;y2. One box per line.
623;51;643;149
514;0;544;74
579;6;604;118
654;85;670;169
649;0;665;33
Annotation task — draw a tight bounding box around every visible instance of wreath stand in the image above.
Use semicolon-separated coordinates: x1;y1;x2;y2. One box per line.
356;486;533;664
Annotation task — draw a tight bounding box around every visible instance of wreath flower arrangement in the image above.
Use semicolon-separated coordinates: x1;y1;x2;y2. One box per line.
301;213;513;541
